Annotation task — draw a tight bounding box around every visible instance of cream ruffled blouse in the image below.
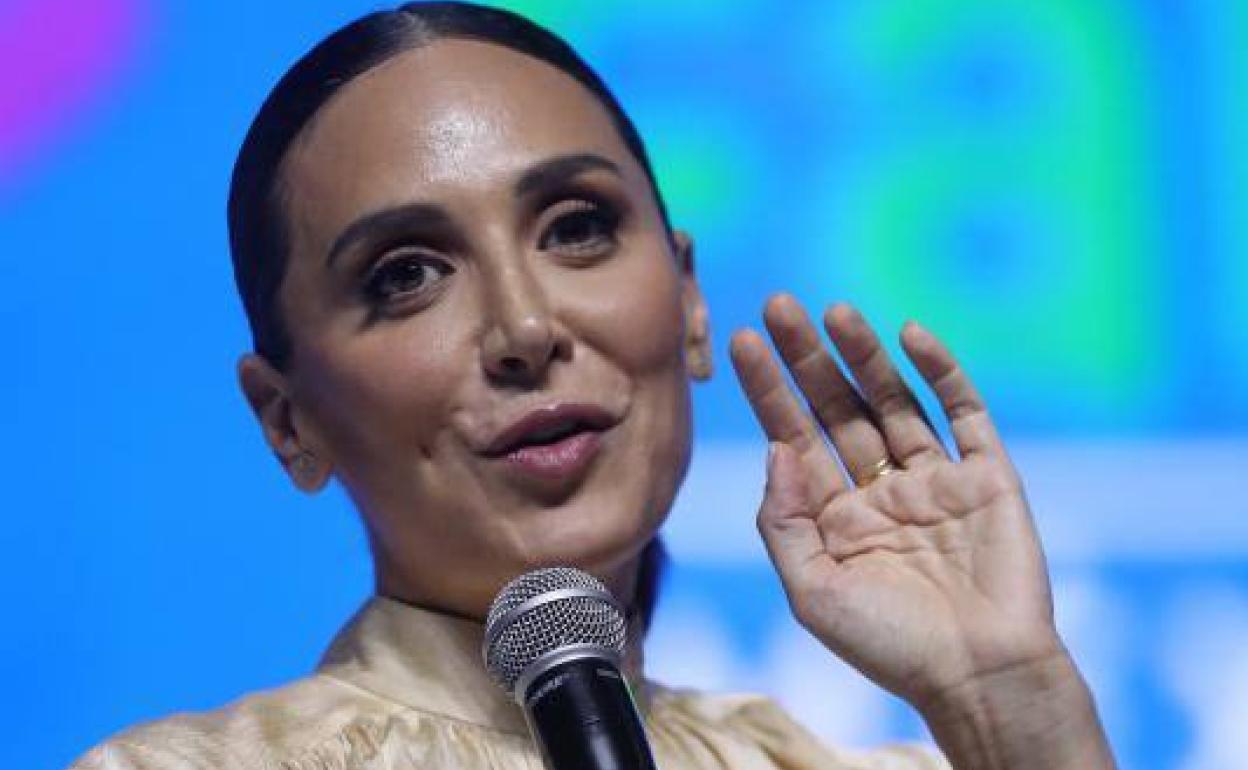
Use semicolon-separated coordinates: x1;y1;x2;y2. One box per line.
71;596;946;770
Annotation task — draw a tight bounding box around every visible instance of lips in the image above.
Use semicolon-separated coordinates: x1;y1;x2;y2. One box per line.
481;403;618;487
483;403;617;457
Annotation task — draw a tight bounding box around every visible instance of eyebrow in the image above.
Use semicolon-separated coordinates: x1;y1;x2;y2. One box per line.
513;153;621;199
326;203;454;267
325;153;622;267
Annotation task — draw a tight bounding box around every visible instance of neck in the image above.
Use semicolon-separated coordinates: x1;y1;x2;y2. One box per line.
371;546;652;626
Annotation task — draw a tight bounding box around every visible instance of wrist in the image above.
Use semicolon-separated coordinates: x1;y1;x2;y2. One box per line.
917;651;1117;770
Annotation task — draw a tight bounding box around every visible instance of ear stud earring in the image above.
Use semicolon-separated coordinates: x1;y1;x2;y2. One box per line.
292;452;318;481
688;347;712;380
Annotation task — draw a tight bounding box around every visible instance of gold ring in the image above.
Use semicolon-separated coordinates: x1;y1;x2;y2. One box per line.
858;456;899;486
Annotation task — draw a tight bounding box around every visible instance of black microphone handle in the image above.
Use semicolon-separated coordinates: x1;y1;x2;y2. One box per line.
522;655;659;770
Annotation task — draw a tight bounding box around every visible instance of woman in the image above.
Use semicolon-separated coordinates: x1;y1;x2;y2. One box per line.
73;3;1117;769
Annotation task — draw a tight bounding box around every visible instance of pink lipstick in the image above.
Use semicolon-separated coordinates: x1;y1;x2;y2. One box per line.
484;403;616;483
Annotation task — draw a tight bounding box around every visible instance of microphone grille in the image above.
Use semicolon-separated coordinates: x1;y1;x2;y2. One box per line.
483;567;627;693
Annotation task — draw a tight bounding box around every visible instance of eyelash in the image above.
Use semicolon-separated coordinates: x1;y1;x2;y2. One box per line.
362;250;455;305
537;199;621;258
358;198;619;307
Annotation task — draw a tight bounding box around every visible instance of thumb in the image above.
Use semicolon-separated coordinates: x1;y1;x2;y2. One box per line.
758;442;824;587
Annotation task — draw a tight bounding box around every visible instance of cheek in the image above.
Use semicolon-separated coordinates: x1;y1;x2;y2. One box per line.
570;249;688;375
568;245;693;468
296;329;462;468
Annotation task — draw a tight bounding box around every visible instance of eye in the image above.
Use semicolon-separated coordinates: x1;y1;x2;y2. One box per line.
538;200;619;256
362;251;455;304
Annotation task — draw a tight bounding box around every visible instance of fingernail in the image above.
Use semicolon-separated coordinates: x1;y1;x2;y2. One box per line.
767;442;780;469
833;303;861;325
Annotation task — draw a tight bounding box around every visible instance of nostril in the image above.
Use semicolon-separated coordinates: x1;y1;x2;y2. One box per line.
481;317;565;381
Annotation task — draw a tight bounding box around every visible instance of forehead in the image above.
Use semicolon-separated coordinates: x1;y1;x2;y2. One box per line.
281;39;644;246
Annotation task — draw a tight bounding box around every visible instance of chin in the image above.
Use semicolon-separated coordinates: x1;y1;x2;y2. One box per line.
532;521;653;572
507;507;659;588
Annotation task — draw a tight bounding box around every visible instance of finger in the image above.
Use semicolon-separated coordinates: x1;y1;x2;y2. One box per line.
823;303;947;466
901;320;1006;458
757;442;830;599
730;327;846;504
761;295;892;485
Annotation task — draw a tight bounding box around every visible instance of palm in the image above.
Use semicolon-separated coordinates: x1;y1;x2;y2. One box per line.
730;296;1060;709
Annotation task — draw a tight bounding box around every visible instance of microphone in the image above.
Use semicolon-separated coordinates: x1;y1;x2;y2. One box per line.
482;567;659;770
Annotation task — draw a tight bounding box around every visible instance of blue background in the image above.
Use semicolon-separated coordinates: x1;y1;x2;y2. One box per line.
2;1;1246;769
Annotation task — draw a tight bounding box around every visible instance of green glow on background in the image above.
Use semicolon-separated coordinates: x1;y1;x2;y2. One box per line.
642;110;762;240
816;0;1159;418
649;128;736;229
493;0;606;36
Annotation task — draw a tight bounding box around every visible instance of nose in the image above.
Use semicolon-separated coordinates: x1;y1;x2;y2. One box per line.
479;261;569;384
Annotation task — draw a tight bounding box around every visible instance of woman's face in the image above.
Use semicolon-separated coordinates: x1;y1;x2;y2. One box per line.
241;40;709;618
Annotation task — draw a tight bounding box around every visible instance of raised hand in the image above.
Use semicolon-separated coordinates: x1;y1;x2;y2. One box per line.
729;295;1115;770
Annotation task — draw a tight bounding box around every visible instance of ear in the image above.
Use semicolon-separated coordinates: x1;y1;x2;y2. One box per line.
237;354;331;493
673;230;712;381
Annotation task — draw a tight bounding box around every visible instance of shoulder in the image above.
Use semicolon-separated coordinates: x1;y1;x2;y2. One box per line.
68;673;405;770
646;683;949;770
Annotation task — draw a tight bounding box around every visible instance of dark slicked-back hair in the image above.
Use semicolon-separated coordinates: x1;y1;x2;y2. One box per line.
227;1;670;629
